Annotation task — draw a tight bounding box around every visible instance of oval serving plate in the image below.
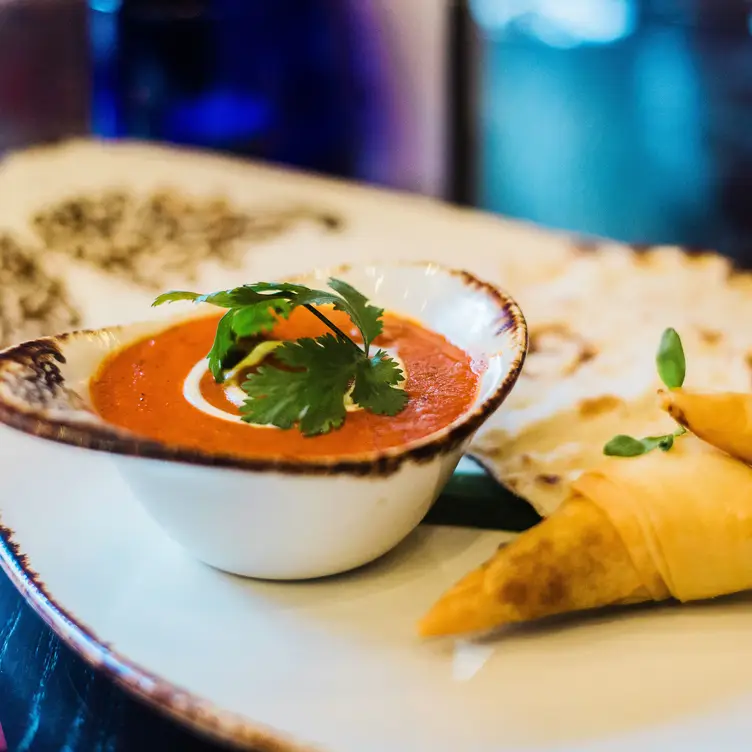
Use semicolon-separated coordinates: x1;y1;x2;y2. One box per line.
2;141;752;751
4;428;752;752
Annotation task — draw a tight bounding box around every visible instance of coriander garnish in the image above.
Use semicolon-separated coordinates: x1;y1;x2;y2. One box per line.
153;279;408;436
603;328;688;458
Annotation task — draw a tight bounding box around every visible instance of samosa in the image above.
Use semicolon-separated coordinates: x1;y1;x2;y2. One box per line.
419;435;752;637
660;388;752;465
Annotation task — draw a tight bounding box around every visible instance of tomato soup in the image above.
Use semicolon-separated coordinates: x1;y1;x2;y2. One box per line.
90;308;481;459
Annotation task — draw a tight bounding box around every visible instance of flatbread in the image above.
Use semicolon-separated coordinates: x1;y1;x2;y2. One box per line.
0;138;578;338
470;245;752;516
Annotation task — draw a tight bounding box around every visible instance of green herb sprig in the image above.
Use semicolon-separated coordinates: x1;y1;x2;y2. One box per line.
153;279;408;436
603;327;688;458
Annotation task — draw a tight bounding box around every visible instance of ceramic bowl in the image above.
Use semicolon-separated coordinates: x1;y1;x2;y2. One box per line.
0;262;527;580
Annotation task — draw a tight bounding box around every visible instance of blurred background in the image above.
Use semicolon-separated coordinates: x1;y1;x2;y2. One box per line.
3;0;752;260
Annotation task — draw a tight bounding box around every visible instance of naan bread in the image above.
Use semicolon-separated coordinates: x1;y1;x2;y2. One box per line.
0;138;579;339
469;245;752;516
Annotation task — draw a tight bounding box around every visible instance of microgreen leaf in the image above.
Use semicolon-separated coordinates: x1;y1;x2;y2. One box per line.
658;434;674;452
603;329;691;458
351;351;408;416
240;334;360;436
603;435;651;457
604;427;687;458
656;327;686;389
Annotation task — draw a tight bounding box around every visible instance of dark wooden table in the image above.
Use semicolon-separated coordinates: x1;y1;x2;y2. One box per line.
0;569;241;752
0;476;539;751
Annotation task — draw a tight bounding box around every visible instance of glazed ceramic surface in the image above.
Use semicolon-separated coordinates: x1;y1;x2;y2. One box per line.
1;141;752;752
3;431;752;752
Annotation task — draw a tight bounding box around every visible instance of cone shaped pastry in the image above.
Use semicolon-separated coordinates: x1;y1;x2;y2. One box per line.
419;435;752;638
418;496;652;637
659;388;752;464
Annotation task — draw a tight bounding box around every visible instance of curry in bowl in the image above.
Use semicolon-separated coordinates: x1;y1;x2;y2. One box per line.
90;306;481;460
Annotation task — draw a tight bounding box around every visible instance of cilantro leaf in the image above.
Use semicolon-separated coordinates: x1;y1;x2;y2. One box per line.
231;282;330;309
327;278;384;352
153;277;411;433
196;287;285;308
207;310;237;382
153;285;293;309
153;278;383;354
243;282;311;294
291;279;385;351
240;334;360;436
351;351;408;415
292;289;346;309
232;300;291;337
207;301;293;382
152;290;202;306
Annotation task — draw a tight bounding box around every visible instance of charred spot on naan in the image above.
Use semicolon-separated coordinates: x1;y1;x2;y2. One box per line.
536;474;561;486
570;236;603;255
528;323;569;354
628;242;654;256
698;328;723;346
630;243;720;265
525;324;597;379
578;395;624;417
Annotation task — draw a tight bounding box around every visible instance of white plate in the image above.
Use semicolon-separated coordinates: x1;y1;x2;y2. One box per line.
4;426;752;752
2;141;752;751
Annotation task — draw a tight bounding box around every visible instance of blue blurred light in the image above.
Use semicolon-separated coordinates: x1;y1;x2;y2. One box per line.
165;90;273;143
89;0;122;12
470;0;636;46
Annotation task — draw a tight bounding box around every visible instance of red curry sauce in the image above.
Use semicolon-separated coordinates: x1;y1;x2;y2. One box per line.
90;308;481;459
